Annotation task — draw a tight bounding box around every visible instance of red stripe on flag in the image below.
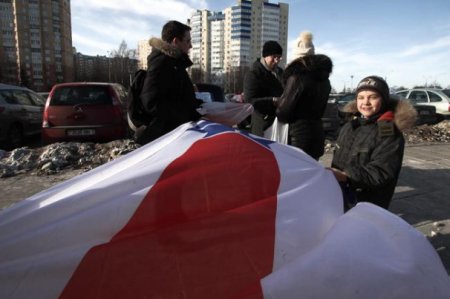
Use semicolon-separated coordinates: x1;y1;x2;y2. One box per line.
60;133;280;299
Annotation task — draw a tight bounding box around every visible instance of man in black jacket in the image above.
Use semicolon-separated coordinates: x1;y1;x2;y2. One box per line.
135;20;202;145
243;41;284;136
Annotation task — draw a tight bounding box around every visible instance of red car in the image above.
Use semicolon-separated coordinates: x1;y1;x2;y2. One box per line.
42;82;129;144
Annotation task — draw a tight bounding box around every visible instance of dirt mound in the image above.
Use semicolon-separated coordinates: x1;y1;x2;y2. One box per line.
1;121;449;178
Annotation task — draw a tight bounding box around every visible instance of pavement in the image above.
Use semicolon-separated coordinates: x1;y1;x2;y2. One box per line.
320;143;450;274
1;143;450;274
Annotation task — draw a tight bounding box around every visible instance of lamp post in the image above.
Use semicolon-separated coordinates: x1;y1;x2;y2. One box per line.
350;75;354;92
107;51;112;82
232;56;238;93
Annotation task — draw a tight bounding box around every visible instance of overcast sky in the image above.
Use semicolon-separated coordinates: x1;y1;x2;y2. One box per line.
71;0;450;91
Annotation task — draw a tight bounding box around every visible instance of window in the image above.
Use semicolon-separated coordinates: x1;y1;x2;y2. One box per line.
396;91;408;98
428;91;442;103
0;91;16;104
409;91;428;103
13;91;34;106
28;91;45;106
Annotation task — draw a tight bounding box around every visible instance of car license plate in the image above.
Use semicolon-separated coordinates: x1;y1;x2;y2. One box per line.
67;129;96;136
323;122;331;128
419;110;430;115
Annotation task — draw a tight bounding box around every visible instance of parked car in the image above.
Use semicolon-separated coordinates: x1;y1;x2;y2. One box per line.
195;83;225;102
41;82;128;144
322;101;341;137
332;93;355;125
195;92;214;103
392;93;438;125
396;88;450;121
37;92;50;100
0;83;45;149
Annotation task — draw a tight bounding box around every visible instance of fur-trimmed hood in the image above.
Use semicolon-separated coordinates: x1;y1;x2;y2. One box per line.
149;37;183;59
343;95;418;132
283;54;333;82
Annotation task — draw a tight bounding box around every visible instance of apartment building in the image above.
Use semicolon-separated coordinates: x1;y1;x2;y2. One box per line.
137;39;152;70
189;9;212;83
0;0;73;91
210;12;225;85
73;51;109;82
73;51;138;88
188;0;288;90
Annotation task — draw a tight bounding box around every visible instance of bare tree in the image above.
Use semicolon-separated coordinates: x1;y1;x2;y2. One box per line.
109;40;137;87
111;40;136;59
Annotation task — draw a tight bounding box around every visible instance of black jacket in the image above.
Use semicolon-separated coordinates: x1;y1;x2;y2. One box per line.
332;98;417;209
136;38;201;144
243;59;284;136
275;54;333;159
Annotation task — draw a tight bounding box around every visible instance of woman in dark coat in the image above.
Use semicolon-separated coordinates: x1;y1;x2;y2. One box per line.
275;32;333;160
329;76;417;210
243;41;284;136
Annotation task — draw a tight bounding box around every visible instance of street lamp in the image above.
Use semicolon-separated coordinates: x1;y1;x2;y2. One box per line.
350;75;354;91
107;51;112;82
232;56;239;93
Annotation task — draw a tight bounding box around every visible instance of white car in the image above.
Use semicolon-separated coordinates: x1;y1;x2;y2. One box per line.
396;88;450;119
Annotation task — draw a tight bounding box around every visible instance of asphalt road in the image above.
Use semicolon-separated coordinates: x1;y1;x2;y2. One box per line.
1;143;450;274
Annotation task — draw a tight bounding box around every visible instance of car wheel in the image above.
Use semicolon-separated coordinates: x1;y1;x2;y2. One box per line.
7;124;24;150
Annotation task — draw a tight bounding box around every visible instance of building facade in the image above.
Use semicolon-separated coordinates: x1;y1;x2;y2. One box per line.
73;52;109;82
189;9;212;83
137;39;152;70
73;51;138;88
188;0;288;92
0;0;74;91
210;12;225;86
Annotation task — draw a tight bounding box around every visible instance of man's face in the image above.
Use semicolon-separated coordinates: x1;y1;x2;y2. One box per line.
173;31;192;54
264;55;282;70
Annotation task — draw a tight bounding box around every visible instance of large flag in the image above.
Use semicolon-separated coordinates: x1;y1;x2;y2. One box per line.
0;121;449;299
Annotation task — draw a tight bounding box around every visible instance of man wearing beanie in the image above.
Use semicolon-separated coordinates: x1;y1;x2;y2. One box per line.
243;40;284;136
275;31;332;160
328;75;417;211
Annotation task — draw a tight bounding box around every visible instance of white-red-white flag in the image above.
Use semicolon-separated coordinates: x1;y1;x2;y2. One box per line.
0;121;449;299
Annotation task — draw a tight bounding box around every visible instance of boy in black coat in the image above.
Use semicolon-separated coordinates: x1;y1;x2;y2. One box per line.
329;76;417;210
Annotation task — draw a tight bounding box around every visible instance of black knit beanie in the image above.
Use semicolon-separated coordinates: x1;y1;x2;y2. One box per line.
355;76;390;103
262;41;283;57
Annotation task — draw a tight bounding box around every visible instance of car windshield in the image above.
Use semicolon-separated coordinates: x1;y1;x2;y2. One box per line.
50;86;111;106
195;92;213;103
441;89;450;97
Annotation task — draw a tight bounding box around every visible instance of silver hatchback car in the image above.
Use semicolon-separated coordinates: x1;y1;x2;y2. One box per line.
396;88;450;120
0;83;45;149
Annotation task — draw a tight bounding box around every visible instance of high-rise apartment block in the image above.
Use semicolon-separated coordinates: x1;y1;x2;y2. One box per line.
210;12;225;75
137;39;152;70
0;0;73;91
188;0;288;90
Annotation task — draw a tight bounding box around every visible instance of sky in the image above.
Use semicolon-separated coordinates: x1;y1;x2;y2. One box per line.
71;0;450;92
